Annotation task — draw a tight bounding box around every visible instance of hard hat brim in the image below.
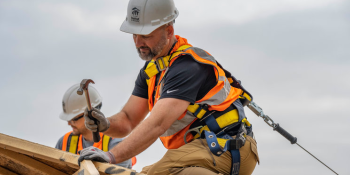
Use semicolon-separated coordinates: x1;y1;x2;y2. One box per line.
120;20;156;35
59;111;83;121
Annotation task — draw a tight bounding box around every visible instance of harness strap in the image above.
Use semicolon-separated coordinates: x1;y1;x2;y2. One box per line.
230;149;240;175
69;135;79;154
144;45;192;80
102;135;111;152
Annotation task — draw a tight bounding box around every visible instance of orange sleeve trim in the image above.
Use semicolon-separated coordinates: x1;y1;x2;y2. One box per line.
62;131;72;151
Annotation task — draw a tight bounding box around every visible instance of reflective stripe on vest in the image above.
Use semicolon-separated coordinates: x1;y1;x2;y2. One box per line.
146;36;247;149
62;131;111;154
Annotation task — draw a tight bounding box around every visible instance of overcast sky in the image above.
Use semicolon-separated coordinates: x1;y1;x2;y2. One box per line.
1;0;349;174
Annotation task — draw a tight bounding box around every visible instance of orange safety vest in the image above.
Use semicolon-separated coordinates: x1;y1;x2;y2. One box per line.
61;131;137;167
61;131;110;154
145;35;249;149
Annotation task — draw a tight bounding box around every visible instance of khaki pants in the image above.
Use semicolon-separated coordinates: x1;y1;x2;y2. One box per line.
141;136;259;175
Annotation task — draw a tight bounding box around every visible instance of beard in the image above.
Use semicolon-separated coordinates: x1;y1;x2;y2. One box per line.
71;126;88;135
136;34;168;61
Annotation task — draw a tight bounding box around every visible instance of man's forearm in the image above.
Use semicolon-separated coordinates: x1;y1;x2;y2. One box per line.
108;98;190;164
103;111;134;138
109;115;165;164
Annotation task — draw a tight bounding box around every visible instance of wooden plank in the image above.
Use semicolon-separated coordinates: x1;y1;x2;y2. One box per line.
0;166;18;175
31;156;77;175
93;162;145;175
81;160;99;175
72;168;84;175
0;148;65;175
0;133;79;171
0;133;144;175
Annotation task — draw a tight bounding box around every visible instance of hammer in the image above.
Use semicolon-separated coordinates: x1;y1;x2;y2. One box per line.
77;79;100;142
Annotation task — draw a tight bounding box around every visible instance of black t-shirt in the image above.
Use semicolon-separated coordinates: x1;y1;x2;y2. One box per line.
132;55;217;104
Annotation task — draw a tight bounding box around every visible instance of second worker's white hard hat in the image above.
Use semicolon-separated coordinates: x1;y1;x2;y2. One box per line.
120;0;179;35
59;84;102;121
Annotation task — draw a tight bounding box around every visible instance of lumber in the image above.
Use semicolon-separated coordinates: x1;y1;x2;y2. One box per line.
0;133;145;175
0;133;79;170
0;148;64;175
81;160;99;175
93;161;143;175
0;166;17;175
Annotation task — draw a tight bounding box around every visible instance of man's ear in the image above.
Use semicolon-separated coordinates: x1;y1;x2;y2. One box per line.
166;25;174;39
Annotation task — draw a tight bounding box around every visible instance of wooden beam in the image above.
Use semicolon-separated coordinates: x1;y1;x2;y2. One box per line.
93;162;145;175
0;133;145;175
0;166;17;175
80;160;99;175
0;148;65;175
0;133;79;171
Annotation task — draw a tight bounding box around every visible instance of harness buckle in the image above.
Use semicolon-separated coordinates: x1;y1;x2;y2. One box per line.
155;57;168;72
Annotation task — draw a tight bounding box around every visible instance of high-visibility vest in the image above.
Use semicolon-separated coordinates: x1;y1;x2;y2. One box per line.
61;132;137;167
61;131;111;154
144;35;252;149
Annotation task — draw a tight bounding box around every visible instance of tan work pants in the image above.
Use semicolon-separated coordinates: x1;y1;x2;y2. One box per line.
141;136;259;175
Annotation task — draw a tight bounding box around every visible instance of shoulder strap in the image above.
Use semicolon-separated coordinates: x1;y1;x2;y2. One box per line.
102;135;111;152
143;45;192;81
68;135;79;154
216;61;253;106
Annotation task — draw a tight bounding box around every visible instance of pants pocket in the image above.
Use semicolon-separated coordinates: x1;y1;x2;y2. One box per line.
247;136;259;164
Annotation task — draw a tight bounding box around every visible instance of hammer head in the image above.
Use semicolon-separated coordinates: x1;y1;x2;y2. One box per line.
77;79;95;95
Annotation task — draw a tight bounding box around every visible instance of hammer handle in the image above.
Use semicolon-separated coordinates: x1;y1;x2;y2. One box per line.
88;111;101;142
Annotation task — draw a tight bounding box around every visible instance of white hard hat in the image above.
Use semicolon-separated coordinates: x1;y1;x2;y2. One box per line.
120;0;179;35
59;84;102;121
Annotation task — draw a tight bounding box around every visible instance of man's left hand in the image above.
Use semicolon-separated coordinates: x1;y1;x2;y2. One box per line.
78;146;116;166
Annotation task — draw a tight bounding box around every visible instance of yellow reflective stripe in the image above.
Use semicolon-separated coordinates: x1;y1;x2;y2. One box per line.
187;104;200;113
216;109;239;128
217;138;228;148
157;58;165;70
169;52;184;61
197;109;206;119
177;45;191;51
69;135;79;154
144;63;159;79
144;45;191;79
102;135;110;152
146;79;149;86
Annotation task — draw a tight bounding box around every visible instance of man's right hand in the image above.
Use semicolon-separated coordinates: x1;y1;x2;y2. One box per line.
84;107;110;132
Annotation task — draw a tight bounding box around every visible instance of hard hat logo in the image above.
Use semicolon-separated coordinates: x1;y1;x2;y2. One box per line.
131;7;140;22
120;0;179;35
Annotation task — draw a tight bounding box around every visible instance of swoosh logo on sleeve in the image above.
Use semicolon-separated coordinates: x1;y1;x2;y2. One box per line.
166;89;179;93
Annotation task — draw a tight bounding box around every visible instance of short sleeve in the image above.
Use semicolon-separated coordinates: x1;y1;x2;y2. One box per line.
132;62;149;99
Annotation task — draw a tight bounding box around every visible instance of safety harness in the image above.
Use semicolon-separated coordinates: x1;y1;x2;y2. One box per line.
143;43;255;175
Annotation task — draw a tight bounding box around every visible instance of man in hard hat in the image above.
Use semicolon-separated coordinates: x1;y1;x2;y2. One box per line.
78;0;259;174
55;84;132;168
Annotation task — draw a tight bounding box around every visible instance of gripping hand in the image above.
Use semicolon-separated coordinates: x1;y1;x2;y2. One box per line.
78;147;116;166
84;107;110;132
